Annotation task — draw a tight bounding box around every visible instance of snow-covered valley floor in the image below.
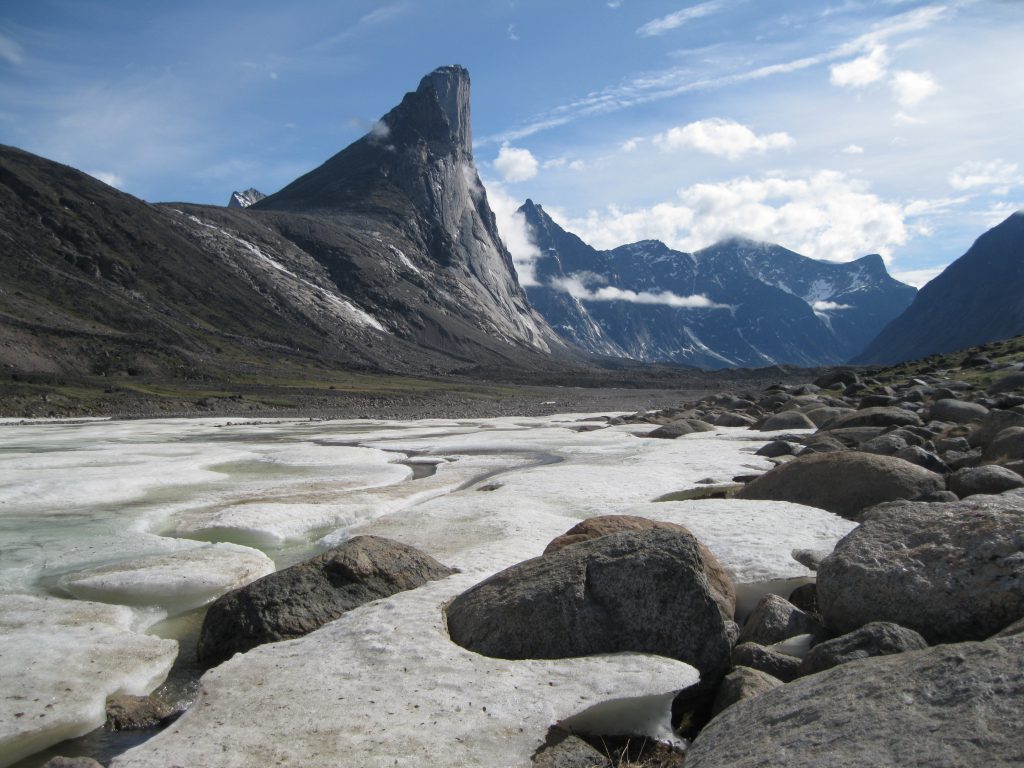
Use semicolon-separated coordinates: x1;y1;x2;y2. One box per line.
0;415;855;768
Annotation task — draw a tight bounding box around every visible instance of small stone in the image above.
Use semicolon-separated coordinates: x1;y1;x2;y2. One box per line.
797;622;928;677
711;667;783;716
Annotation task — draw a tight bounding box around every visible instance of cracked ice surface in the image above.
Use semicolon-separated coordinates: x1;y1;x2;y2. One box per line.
111;421;855;768
0;594;177;767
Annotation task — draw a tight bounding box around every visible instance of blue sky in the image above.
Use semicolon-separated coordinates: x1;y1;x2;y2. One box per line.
1;1;1021;286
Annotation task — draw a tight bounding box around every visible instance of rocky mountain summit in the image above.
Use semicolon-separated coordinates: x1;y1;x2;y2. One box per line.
226;188;265;208
521;200;916;369
856;211;1024;364
0;66;571;398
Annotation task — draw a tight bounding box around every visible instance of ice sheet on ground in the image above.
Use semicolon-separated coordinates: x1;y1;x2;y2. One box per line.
1;416;860;767
59;543;275;615
0;594;177;768
169;453;536;548
110;573;697;768
620;499;856;583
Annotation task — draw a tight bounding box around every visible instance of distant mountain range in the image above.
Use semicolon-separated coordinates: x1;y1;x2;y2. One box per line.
520;201;916;369
1;64;1020;386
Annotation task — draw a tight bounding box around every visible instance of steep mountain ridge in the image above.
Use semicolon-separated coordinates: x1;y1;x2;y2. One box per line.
520;200;916;368
0;66;569;388
855;211;1024;364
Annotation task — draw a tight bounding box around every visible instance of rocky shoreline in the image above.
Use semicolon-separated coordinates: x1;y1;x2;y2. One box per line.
31;340;1024;767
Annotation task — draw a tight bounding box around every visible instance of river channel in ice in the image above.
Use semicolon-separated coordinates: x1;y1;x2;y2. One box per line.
0;415;856;768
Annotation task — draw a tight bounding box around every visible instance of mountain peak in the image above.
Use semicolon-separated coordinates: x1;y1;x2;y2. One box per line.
228;188;266;209
376;64;472;157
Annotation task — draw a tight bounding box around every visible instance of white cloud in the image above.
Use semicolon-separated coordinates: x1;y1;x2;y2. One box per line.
890;69;939;107
88;170;125;189
494;143;538;183
892;266;945;288
558;170;908;262
621;137;643;152
811;300;853;311
637;1;727;37
552;273;727;309
830;45;889;87
948;160;1021;195
841;144;865;155
653;118;793;160
568;159;586;171
310;3;409;48
607;1;623;8
481;179;541;287
507;24;519;42
368;119;390;142
0;31;23;66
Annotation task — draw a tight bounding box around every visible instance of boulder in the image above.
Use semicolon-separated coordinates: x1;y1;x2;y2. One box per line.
800;406;853;427
817;496;1024;643
989;371;1024;393
197;535;456;667
821;406;922;430
757;411;816;431
736;452;945;520
948;465;1024;498
754;440;798;458
532;733;609;768
860;433;908;456
105;693;177;730
730;643;802;683
542;515;735;615
714;412;757;428
928;398;989;423
814;370;860;389
447;530;737;678
647;419;716;439
737;594;825;646
796;434;847;454
711;667;782;716
797;622;927;677
969;409;1024;448
684;635;1024;768
894;446;949;474
787;583;818;615
984;426;1024;461
790;548;830;572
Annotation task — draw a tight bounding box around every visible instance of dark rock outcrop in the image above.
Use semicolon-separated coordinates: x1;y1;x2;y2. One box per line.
737;594;824;646
711;667;782;716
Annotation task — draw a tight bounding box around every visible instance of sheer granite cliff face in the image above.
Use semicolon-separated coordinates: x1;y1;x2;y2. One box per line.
254;66;562;358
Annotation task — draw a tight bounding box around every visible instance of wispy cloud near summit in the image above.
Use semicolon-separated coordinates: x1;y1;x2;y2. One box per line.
636;2;728;38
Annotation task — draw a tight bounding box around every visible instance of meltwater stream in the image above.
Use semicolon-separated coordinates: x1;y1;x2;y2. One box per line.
0;417;570;768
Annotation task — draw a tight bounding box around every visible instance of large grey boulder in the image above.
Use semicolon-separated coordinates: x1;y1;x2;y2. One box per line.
984;426;1024;461
714;411;757;427
736;452;945;519
928;398;989;423
447;530;737;678
821;406;922;430
737;594;824;646
730;643;802;683
711;667;782;716
685;635;1024;768
817;496;1024;643
197;536;456;667
797;622;927;677
948;464;1024;497
647;419;716;439
757;411;816;431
